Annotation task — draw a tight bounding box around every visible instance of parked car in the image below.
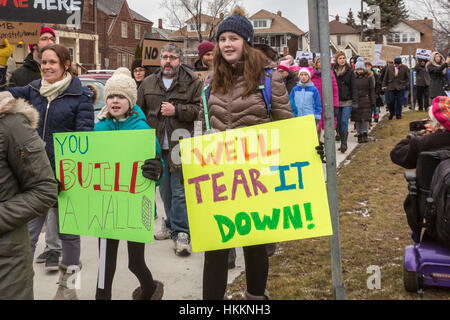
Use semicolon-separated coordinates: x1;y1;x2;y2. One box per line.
79;78;106;122
79;72;112;85
85;70;115;74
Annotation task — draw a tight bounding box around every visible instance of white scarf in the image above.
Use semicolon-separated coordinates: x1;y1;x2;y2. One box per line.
40;73;73;103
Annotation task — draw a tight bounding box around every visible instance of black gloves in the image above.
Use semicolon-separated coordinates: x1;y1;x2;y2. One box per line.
57;179;62;194
141;158;163;181
316;142;326;163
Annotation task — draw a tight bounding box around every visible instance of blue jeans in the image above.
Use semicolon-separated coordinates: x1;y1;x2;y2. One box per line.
336;106;352;132
159;150;189;240
0;67;6;87
29;208;80;266
386;89;405;118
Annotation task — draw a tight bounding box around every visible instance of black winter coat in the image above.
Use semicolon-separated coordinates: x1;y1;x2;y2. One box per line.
351;70;375;122
8;53;41;87
333;65;358;106
4;76;95;171
414;63;430;87
390;130;450;169
426;61;448;98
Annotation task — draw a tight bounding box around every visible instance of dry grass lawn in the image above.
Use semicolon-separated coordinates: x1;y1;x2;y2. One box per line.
227;109;450;300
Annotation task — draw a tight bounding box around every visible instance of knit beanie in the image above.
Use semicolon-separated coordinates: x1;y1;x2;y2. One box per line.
41;25;56;38
355;57;366;70
216;7;254;46
104;68;137;108
277;59;290;72
432;96;450;131
394;56;402;64
198;41;215;60
299;67;311;78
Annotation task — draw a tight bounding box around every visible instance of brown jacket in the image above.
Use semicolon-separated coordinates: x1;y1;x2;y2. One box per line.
0;92;58;299
137;65;203;171
382;64;410;91
199;65;294;132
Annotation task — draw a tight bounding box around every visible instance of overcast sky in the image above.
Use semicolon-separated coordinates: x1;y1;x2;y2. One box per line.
127;0;418;32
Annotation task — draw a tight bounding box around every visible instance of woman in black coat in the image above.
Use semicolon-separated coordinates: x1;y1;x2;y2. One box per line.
426;52;448;100
333;51;358;153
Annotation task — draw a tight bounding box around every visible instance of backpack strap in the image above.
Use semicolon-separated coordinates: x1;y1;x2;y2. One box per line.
258;68;274;120
202;85;211;131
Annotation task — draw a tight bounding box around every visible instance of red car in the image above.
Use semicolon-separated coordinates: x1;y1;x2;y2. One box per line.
78;70;113;85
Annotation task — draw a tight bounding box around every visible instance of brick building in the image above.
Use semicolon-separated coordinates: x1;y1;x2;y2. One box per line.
250;10;305;57
50;0;153;72
384;19;434;56
169;14;223;66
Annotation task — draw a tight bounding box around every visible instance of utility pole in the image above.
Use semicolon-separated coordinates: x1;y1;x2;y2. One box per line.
360;0;364;41
408;46;414;107
314;0;346;300
308;0;320;52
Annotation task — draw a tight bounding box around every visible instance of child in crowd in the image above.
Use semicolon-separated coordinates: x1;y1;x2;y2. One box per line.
94;67;165;300
289;67;322;128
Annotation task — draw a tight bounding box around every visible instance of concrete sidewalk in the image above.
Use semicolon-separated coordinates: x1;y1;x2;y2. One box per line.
33;109;387;300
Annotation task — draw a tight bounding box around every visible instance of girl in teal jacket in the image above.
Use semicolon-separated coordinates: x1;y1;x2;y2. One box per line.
94;68;164;300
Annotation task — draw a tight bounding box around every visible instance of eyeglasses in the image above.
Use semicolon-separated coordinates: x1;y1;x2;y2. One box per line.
133;68;146;73
161;55;179;61
39;36;56;42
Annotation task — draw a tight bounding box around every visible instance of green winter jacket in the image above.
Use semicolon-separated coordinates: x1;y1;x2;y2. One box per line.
0;92;58;299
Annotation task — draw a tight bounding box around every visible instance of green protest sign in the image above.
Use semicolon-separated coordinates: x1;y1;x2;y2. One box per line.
53;130;156;243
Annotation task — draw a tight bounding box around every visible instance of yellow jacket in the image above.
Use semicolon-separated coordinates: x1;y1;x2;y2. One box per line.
0;39;14;66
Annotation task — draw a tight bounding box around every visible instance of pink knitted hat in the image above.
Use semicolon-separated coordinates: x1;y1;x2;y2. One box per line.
432;96;450;131
277;59;290;72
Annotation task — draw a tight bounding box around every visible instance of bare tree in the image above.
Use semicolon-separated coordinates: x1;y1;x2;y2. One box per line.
410;0;450;53
161;0;241;42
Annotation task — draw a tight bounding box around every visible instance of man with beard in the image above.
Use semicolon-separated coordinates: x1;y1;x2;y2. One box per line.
137;43;202;256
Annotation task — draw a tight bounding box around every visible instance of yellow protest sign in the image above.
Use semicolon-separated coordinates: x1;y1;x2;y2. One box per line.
180;116;333;252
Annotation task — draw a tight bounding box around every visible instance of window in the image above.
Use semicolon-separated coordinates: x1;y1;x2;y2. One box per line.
117;53;121;67
189;24;196;31
281;35;286;46
68;47;74;62
394;33;400;43
402;33;408;43
336;35;342;46
135;24;141;40
121;22;127;38
253;20;268;28
270;36;275;47
409;33;416;43
122;54;127;67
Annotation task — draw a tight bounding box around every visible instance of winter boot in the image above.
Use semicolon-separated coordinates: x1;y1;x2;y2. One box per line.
357;134;363;144
245;289;270;300
132;280;164;300
335;129;341;141
374;114;379;123
53;264;81;300
339;131;348;153
362;132;369;143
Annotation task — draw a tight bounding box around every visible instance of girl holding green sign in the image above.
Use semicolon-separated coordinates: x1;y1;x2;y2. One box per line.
94;67;165;300
198;7;294;300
